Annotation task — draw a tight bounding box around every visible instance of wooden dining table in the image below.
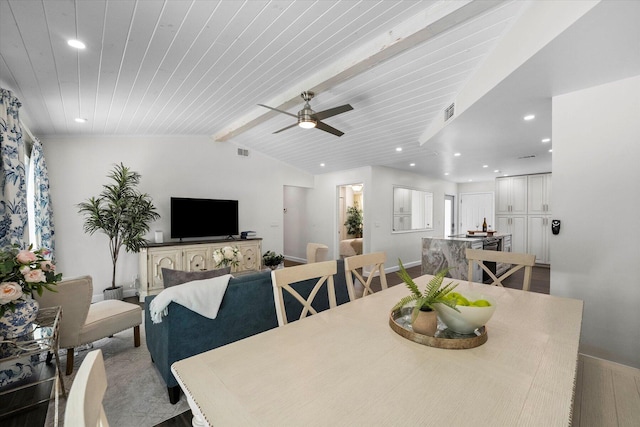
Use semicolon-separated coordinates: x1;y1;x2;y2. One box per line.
171;275;583;426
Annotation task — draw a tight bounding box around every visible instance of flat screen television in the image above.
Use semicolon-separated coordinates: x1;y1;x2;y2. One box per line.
171;197;239;239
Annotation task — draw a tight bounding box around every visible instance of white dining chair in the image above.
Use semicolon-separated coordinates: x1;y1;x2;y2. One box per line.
64;349;109;427
465;248;536;291
271;260;337;326
343;252;388;300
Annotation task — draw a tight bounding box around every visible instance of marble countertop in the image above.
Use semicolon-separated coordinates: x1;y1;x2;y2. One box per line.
425;233;511;242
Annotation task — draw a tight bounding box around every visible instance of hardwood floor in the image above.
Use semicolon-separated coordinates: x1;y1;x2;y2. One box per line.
0;358;58;426
573;355;640;427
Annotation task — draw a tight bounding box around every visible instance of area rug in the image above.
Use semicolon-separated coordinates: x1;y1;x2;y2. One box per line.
45;320;189;426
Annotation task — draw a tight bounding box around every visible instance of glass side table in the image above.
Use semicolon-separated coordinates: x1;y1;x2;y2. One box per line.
0;306;64;425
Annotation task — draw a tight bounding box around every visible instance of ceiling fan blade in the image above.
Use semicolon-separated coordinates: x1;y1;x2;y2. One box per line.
316;120;344;137
273;123;299;134
258;104;297;118
313;104;353;121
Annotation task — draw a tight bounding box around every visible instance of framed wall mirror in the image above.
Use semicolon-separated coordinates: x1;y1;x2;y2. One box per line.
392;186;433;232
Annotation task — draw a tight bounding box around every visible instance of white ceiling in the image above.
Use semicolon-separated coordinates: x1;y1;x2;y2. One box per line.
1;0;639;183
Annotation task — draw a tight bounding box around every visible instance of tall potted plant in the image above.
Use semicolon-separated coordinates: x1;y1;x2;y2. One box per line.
78;163;160;299
344;202;363;238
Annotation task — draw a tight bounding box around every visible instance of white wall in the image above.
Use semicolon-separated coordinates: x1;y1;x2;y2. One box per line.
551;75;640;368
307;166;457;271
44;135;312;298
308;167;373;260
283;185;312;262
369;166;458;269
457;181;494;194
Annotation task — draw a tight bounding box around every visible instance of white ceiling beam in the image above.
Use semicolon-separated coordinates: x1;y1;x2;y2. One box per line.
213;0;505;142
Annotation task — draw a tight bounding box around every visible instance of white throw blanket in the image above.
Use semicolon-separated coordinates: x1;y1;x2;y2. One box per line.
149;274;232;324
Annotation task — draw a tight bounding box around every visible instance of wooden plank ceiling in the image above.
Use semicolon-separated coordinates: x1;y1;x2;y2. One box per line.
1;0;525;179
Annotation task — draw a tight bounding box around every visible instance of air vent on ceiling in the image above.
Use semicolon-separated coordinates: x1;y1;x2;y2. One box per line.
444;103;455;122
237;148;249;157
518;155;536;159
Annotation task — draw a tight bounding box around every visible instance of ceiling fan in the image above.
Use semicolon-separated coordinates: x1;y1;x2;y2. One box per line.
259;91;353;137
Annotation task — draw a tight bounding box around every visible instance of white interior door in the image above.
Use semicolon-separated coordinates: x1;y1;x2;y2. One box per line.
459;192;494;234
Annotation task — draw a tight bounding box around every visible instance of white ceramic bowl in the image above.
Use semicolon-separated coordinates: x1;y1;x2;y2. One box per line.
433;291;497;334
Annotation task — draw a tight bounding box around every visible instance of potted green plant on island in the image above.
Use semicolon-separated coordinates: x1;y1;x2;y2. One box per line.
344;202;363;238
78;163;160;300
392;261;459;336
262;250;284;270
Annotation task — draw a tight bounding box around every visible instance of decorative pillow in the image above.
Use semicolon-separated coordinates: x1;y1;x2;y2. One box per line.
161;267;231;288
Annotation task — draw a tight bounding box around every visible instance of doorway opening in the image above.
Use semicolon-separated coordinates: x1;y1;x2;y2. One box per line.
337;183;363;259
444;194;455;237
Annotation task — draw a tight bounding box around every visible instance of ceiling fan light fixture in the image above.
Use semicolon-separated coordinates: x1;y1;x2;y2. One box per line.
298;118;317;129
298;104;317;129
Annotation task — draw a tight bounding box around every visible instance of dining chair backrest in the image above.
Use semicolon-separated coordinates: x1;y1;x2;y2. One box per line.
65;349;109;427
465;248;536;291
271;260;337;326
343;252;388;300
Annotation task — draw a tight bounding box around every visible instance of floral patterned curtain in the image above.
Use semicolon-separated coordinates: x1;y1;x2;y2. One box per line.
0;89;27;248
29;138;56;259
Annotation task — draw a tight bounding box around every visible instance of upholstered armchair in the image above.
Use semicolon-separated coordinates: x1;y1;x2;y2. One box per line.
35;275;142;375
306;243;329;263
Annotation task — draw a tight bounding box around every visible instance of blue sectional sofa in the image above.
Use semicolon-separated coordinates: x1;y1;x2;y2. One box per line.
145;260;351;403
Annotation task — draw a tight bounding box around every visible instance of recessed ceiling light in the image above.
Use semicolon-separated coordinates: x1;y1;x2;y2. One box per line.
395;147;402;152
482;165;488;168
503;173;509;176
74;117;87;123
548;149;553;153
320;163;325;167
468;179;473;182
68;39;86;49
541;138;551;143
454;152;461;157
409;163;415;167
523;114;535;121
494;169;500;173
444;172;449;176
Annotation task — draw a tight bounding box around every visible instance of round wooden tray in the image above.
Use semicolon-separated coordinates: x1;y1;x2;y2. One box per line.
389;307;487;349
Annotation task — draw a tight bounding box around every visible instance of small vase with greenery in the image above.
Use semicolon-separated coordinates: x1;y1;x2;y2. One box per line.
262;250;284;270
78;163;160;295
392;261;460;320
344;202;363;238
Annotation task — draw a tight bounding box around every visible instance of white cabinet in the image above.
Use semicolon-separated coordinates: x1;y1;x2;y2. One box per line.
470;239;483;283
495;173;552;265
527;174;552;214
183;246;211;272
146;249;183;296
138;239;262;301
496;176;527;214
496;215;527;254
528;216;551;264
496;234;512;277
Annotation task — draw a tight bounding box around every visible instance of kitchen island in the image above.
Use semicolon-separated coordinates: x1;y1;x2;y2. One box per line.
422;234;511;282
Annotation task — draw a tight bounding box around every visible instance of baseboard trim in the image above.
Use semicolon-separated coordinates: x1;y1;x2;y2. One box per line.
92;288;139;303
579;353;640;375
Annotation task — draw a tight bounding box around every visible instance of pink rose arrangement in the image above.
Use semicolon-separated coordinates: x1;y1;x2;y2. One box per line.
0;245;62;316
